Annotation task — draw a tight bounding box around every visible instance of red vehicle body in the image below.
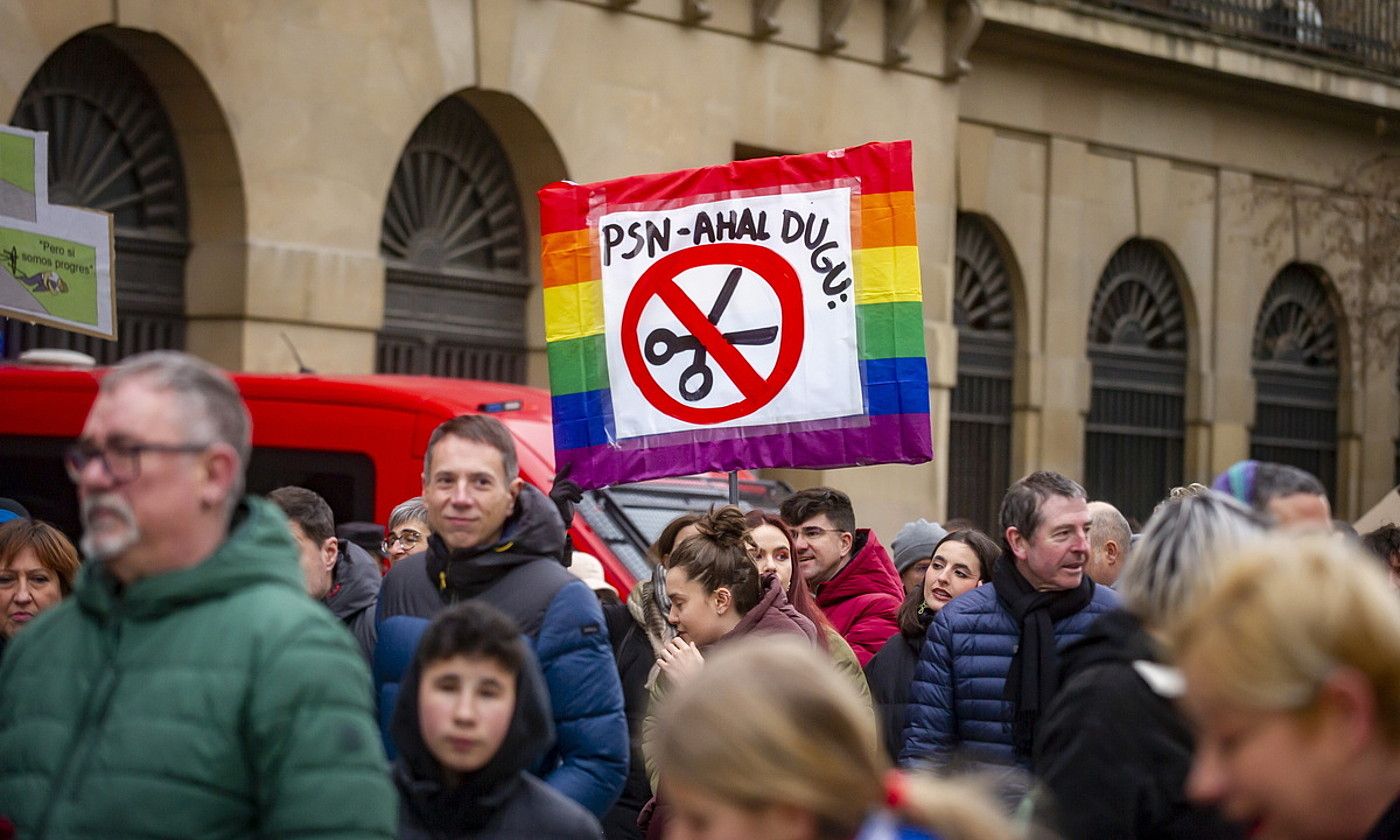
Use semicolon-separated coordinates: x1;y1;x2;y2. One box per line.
0;364;790;596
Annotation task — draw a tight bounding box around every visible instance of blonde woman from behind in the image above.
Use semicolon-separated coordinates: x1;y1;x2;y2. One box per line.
1172;535;1400;840
654;635;1018;840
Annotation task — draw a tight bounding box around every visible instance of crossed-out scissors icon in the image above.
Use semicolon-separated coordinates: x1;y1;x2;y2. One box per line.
644;267;779;402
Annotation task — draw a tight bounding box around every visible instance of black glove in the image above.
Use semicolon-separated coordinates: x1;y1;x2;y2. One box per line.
549;463;584;566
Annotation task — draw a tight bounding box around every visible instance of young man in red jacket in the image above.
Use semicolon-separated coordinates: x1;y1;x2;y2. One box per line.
779;488;902;665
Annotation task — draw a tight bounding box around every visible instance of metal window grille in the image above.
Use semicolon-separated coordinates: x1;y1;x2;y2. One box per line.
948;215;1016;533
1249;264;1339;498
377;97;528;382
5;34;189;361
1084;241;1188;524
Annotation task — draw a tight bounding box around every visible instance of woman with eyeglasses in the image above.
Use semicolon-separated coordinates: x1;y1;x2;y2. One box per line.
383;497;432;569
0;518;81;661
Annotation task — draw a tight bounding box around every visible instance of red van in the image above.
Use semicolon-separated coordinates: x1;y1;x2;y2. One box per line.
0;362;788;595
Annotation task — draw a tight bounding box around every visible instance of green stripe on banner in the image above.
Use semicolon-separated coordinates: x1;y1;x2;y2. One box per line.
548;334;610;396
857;300;925;360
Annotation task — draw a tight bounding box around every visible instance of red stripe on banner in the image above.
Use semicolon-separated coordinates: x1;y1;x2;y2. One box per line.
538;140;913;236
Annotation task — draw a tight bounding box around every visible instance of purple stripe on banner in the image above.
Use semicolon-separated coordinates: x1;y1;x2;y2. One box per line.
557;412;932;489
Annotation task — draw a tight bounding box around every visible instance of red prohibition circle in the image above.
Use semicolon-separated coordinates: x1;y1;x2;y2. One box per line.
620;242;805;425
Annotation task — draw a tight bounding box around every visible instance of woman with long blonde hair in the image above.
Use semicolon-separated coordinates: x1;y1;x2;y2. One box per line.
654;635;1016;840
1172;534;1400;840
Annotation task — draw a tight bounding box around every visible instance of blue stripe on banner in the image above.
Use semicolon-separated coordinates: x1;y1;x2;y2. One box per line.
551;389;614;451
861;356;930;416
552;358;927;453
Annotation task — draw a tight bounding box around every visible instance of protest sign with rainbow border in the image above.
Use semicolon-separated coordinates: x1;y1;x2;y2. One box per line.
539;140;931;489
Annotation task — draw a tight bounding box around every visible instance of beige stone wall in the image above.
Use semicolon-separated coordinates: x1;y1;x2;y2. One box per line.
2;0;1396;526
955;27;1400;518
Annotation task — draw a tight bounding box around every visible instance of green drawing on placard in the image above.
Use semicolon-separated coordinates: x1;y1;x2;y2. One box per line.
0;132;36;194
0;226;98;325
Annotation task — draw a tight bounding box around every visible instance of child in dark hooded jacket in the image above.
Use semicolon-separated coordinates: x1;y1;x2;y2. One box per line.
391;601;604;839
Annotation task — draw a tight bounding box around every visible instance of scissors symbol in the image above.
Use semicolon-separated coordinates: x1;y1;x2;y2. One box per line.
643;267;779;402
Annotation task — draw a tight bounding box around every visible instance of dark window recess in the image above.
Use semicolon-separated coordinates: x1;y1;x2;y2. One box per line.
1250;264;1339;499
0;436;80;542
6;33;189;361
245;448;377;526
948;215;1015;533
378;97;528;382
1084;240;1188;524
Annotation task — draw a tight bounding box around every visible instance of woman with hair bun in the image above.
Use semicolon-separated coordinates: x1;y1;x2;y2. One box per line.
641;506;821;832
1172;534;1400;840
655;635;1017;840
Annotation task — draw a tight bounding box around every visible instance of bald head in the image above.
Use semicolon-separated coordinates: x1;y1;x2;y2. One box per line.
1086;501;1131;587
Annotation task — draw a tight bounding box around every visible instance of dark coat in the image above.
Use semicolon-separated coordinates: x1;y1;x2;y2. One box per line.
900;581;1120;771
1032;610;1243;840
375;485;628;817
325;539;381;662
392;626;603;839
864;625;924;763
600;601;656;840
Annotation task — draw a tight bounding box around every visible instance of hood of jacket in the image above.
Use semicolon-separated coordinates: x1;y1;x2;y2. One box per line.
325;539;381;620
812;529;902;606
719;574;820;647
73;495;304;622
1057;608;1159;683
391;631;556;831
424;484;567;599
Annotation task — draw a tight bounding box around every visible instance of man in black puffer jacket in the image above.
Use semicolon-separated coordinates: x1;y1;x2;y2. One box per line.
376;415;627;818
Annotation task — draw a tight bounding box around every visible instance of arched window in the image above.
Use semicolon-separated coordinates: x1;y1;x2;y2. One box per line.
947;214;1016;532
378;97;528;381
1250;264;1339;498
5;33;189;361
1084;240;1188;523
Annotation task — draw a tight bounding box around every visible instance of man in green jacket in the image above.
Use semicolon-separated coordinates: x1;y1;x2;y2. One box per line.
0;351;396;838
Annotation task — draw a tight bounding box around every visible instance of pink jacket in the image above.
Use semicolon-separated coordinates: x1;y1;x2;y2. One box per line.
812;530;902;666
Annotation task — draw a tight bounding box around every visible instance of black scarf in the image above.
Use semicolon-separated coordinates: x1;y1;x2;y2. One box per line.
993;551;1094;760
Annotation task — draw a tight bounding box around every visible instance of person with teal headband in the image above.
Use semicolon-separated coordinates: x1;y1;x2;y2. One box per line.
1210;460;1331;532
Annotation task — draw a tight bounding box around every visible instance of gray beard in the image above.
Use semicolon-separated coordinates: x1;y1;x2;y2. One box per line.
80;494;141;562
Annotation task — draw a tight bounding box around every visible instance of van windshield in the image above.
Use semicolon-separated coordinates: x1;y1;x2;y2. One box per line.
575;475;790;581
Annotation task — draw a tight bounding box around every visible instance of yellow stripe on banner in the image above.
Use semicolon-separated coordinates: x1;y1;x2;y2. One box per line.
853;245;922;305
544;280;606;343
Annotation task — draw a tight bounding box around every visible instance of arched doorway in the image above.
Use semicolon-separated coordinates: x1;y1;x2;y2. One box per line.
1250;264;1340;498
5;32;189;362
377;96;528;381
948;214;1016;531
1084;240;1188;523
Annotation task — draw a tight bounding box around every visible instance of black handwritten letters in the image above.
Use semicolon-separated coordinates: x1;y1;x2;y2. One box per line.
601;203;853;311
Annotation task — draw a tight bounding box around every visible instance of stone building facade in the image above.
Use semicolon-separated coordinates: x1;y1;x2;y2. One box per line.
2;0;1397;532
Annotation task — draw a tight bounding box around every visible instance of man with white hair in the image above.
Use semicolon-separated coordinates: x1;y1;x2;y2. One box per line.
0;351;394;838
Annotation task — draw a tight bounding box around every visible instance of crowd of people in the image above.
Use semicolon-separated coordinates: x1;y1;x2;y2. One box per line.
0;349;1398;840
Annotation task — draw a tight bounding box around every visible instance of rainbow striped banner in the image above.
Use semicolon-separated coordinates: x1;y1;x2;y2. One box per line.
539;140;931;489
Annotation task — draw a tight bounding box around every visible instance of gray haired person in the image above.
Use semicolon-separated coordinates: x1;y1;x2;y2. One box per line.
383;496;432;566
1032;490;1268;840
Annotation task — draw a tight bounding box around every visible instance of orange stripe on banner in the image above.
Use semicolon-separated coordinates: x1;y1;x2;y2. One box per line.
859;191;918;249
541;229;593;288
